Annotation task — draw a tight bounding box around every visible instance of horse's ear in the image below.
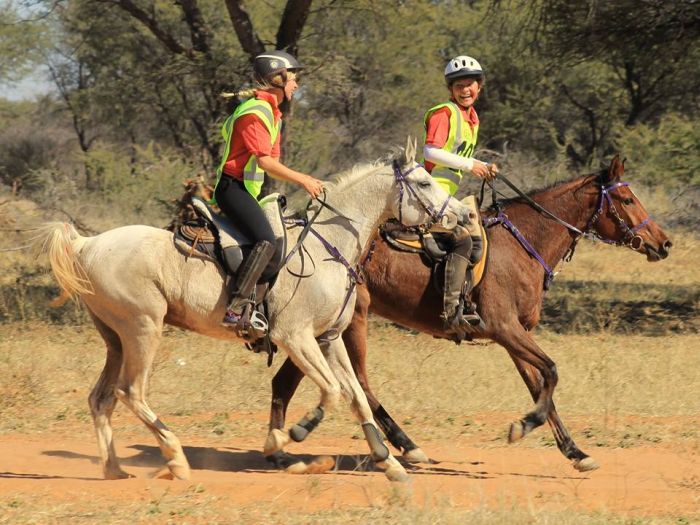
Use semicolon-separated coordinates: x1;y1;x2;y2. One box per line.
607;154;624;181
405;136;416;165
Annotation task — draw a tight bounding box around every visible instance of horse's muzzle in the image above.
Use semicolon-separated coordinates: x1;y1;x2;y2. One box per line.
644;239;672;261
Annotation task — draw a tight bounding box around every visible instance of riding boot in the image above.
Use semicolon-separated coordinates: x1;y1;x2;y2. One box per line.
442;252;482;337
223;240;275;325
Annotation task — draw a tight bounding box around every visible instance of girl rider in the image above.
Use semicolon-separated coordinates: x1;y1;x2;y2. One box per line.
423;55;497;336
216;50;324;326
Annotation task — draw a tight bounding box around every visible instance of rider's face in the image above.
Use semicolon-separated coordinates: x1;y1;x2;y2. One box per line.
283;72;298;102
450;78;481;109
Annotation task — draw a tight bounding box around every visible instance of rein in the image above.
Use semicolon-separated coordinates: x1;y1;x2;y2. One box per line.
280;160;448;341
483;175;652;290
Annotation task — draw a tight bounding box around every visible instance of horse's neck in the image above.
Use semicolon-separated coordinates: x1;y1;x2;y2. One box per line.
312;172;392;263
506;177;597;267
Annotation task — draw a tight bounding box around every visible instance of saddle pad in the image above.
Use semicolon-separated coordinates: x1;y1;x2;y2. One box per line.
471;221;488;288
391;221;489;288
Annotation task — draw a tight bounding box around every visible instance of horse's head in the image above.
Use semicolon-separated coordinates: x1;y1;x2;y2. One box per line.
589;155;672;261
389;138;467;229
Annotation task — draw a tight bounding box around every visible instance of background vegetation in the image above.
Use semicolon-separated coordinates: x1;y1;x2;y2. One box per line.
1;0;698;220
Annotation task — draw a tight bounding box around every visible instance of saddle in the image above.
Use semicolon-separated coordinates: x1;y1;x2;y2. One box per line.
174;194;286;353
380;217;490;290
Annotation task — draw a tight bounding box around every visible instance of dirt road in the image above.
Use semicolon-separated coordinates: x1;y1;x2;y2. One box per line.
1;427;698;519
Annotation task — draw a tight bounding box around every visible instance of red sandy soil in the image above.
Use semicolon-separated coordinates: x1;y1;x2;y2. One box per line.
1;425;698;517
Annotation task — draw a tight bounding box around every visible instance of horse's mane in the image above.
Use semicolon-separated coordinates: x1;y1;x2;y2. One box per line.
286;148;410;214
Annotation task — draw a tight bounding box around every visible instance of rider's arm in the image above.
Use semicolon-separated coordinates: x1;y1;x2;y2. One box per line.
424;109;490;179
257;155;323;198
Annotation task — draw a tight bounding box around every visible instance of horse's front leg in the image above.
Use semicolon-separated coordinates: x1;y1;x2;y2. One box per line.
264;329;343;475
324;337;408;482
343;284;429;463
509;356;599;472
493;322;559;443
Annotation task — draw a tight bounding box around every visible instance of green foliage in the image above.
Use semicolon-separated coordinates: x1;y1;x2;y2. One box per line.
0;0;697;223
614;113;700;189
0;2;47;82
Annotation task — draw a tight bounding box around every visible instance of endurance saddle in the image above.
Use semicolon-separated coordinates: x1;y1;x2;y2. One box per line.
380;214;490;292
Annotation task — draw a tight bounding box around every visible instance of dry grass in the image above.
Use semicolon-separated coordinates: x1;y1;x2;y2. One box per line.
1;491;689;525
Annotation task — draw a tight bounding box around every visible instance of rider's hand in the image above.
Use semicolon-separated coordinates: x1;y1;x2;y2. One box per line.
302;175;324;199
486;162;499;181
471;160;491;179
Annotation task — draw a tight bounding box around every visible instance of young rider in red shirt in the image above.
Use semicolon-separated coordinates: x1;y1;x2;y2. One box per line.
423;55;497;336
215;50;324;326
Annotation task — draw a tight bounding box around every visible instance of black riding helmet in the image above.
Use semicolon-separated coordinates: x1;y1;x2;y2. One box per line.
253;50;304;87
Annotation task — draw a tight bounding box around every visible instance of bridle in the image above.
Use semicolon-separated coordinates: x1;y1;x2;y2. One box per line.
584;180;650;251
392;160;452;227
484;174;652;289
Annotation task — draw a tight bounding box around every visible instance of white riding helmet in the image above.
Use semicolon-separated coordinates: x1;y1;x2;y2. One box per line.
444;55;484;83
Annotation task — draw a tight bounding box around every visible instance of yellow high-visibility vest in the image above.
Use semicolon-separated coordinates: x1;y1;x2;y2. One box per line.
423;102;479;196
214;97;281;201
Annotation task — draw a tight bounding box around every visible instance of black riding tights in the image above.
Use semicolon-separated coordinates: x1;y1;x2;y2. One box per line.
215;176;276;246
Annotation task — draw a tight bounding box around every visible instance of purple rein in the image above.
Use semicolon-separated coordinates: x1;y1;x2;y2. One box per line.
484;180;652;290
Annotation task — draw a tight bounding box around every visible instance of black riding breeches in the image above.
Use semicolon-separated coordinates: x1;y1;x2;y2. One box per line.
214;176;276;246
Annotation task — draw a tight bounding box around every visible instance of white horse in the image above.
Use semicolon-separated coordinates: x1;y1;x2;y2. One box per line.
43;146;468;482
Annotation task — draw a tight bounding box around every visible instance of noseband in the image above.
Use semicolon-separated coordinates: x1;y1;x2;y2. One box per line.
585;181;650;251
392;160;451;227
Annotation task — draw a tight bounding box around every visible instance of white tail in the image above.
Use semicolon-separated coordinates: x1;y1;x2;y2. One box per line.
42;222;94;300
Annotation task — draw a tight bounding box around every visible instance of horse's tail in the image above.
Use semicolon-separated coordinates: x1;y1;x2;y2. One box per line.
42;222;94;300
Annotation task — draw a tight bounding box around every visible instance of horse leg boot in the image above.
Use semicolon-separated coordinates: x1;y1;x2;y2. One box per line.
223;240;274;325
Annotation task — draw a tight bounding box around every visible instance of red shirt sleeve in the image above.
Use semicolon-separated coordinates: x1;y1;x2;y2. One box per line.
425;107;451;148
271;131;281;158
236;114;274;157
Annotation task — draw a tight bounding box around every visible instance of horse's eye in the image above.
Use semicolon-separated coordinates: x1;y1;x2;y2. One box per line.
418;181;432;189
622;198;634;205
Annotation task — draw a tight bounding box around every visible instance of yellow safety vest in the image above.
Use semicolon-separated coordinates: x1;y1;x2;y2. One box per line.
214;97;281;201
423;102;479;196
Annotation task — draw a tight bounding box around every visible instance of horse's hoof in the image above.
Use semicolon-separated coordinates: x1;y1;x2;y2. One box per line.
573;457;600;472
263;428;290;456
285;455;335;475
508;420;525;443
104;468;134;480
402;447;430;464
376;458;410;482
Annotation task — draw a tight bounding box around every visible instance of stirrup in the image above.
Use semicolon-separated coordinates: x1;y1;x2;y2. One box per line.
222;303;268;341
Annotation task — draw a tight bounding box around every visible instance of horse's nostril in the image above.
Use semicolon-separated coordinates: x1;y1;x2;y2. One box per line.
663;240;673;251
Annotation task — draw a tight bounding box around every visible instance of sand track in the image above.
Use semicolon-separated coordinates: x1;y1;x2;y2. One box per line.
1;428;698;518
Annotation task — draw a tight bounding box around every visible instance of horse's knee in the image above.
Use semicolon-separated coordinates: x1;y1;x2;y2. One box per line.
548;364;559;388
322;384;342;410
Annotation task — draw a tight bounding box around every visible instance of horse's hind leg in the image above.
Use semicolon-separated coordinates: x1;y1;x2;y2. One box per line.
115;315;190;480
510;356;599;472
266;357;308;470
87;310;130;480
495;324;559;443
324;337;408;482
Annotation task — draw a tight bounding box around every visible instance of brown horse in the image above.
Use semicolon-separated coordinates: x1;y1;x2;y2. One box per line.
266;156;672;474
